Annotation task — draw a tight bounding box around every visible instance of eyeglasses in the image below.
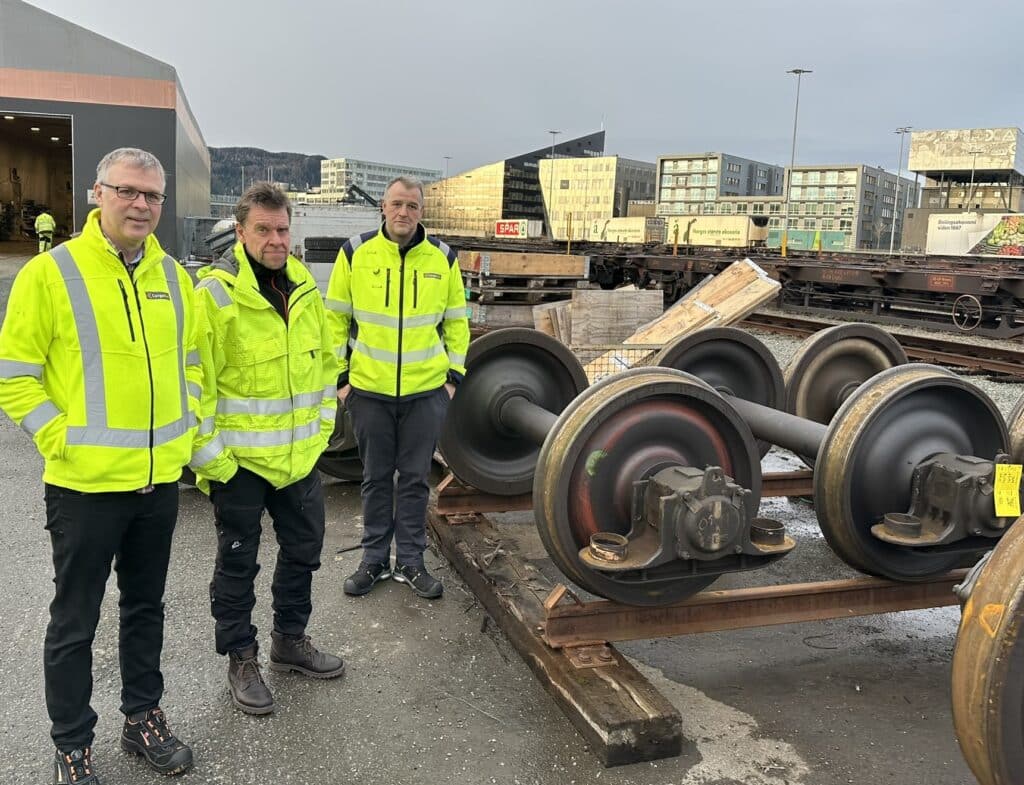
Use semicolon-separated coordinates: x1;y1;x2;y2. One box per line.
99;182;167;205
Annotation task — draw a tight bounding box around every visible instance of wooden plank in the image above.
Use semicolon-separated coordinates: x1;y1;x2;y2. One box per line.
531;300;562;337
552;301;572;343
459;250;591;279
427;509;683;766
467;302;536;329
569;290;664;345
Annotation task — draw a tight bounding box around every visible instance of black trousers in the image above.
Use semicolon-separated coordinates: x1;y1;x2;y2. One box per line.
43;483;178;751
347;387;449;567
209;467;325;655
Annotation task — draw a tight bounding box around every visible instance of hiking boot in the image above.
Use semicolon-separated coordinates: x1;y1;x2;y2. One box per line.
343;561;391;596
120;707;193;776
393;562;443;599
227;644;274;715
269;631;345;679
53;747;100;784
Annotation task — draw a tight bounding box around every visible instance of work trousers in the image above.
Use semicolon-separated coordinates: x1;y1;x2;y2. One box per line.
209;467;325;655
347;386;449;567
43;482;178;751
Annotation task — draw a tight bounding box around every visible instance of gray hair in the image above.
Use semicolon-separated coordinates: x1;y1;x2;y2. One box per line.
383;176;424;203
96;148;166;188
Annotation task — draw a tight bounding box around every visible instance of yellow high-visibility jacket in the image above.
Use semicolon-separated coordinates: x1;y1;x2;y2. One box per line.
34;212;56;234
189;242;338;491
0;209;201;492
325;225;469;399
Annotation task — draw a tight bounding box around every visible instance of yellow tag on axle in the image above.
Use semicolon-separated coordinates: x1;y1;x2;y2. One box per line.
994;464;1022;518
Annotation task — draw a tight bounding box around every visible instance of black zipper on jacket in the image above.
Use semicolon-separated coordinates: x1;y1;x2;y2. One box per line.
117;279;137;342
130;280;156;486
385;268;392;308
413;271;419;309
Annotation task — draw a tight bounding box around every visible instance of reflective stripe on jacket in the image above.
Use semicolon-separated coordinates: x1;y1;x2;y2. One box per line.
325;225;469;399
35;213;56;234
0;209;200;491
190;242;338;490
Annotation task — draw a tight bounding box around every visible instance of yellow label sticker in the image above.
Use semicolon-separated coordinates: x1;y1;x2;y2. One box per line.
994;464;1022;518
980;603;1006;639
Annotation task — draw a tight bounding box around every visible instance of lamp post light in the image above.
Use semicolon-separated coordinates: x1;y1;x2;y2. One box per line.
547;129;561;237
889;126;912;255
443;155;452;234
781;69;811;257
967;149;983;211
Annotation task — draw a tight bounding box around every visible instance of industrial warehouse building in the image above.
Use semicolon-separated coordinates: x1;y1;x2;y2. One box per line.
0;0;209;255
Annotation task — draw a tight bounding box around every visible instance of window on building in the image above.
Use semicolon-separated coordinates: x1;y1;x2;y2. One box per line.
719;203;734;214
821;218;834;230
691;174;704;186
736;202;748;214
791;172;804;185
752;203;765;214
839;219;853;231
769;203;782;215
863;204;873;216
705;188;716;199
840;205;854;216
824;186;837;200
881;208;892;218
727;162;741;173
822;203;836;215
803;218;817;229
707;174;718;186
757;168;768;178
755;182;766;191
768;217;782;229
702;203;716;214
806;203;818;215
707;158;719;172
787;218;799;229
864;175;877;185
807;171;820;184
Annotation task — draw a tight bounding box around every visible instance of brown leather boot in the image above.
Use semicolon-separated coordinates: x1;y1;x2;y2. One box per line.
228;644;274;715
269;632;346;679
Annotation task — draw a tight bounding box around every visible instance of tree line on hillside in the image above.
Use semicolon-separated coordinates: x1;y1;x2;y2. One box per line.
210;147;326;196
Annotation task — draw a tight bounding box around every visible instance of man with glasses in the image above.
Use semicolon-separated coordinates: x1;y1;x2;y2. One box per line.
0;148;197;783
327;176;469;600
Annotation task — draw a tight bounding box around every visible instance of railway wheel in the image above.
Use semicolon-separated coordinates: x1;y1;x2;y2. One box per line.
784;323;907;464
814;365;1008;580
438;328;588;495
952;517;1024;785
953;294;983;332
653;327;785;457
1007;394;1024;465
316;401;364;482
534;367;761;605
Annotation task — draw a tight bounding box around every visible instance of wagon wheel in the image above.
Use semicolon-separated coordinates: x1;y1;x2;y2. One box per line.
952;294;983;332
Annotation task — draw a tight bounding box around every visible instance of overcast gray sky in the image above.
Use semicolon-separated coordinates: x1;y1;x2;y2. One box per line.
25;0;1024;176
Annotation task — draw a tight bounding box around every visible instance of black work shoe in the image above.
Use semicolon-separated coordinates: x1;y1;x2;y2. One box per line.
393;562;443;599
120;707;193;776
228;644;274;715
343;561;392;596
269;631;346;679
53;747;100;784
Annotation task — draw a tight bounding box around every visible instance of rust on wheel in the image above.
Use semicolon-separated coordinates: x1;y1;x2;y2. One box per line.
534;367;761;605
814;364;1008;580
952;519;1024;785
653;327;784;457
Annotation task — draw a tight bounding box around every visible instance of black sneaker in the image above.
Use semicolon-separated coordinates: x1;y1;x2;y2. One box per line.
343;561;392;596
392;562;443;599
53;747;100;784
120;707;193;776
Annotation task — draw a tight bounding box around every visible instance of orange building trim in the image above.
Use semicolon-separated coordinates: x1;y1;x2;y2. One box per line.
0;68;175;109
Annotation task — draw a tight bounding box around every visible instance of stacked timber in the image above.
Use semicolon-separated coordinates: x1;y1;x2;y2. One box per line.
459;251;591;329
582;259;780;381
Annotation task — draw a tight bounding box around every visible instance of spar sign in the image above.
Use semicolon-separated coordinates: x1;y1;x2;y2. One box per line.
495;219;528;238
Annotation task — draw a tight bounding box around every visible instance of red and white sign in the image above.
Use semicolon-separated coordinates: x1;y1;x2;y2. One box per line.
495;219;528;238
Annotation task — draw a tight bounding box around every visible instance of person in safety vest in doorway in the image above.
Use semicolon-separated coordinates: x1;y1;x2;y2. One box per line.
0;148;198;784
189;182;343;716
327;176;469;600
34;209;56;252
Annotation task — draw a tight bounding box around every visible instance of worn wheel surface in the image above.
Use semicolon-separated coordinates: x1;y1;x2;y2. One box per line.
952;518;1024;785
814;364;1008;580
534;367;761;606
439;328;588;496
654;327;784;457
1006;394;1024;465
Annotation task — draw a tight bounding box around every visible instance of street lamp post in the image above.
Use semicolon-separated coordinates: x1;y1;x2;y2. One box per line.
443;155;452;234
782;69;811;257
547;130;561;238
967;149;983;211
889;126;912;254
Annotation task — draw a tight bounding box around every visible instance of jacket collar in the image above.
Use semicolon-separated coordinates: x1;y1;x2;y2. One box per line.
379;222;426;253
80;208;166;274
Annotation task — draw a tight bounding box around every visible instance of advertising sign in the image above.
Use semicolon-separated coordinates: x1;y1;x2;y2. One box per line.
926;213;1024;257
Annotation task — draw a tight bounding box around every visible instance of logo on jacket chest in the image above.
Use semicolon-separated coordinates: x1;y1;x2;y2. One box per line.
145;291;171;300
423;272;442;280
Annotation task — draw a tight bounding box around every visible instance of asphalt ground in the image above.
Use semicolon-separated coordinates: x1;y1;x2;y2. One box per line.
0;246;978;785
